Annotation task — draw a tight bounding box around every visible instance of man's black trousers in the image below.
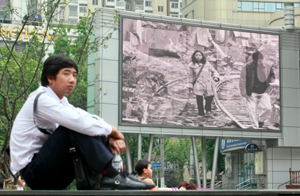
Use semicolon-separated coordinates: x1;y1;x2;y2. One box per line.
21;126;113;190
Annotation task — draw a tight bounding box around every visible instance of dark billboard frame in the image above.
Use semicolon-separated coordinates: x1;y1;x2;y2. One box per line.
119;15;281;133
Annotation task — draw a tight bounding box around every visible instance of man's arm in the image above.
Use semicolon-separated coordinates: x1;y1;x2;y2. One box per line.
107;126;125;154
36;94;112;136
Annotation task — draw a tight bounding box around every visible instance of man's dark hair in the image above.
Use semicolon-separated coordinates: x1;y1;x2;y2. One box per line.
252;51;263;62
191;50;206;65
41;55;78;86
135;159;151;175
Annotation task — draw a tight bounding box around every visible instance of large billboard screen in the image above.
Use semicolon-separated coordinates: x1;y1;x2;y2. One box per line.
120;17;280;131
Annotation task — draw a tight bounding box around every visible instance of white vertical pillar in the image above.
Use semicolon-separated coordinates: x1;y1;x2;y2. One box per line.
210;137;219;189
137;133;142;160
191;136;201;188
202;137;207;188
160;137;165;187
147;134;154;161
125;134;132;173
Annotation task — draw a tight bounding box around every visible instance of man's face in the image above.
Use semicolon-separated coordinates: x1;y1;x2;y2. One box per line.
47;67;77;99
257;58;263;66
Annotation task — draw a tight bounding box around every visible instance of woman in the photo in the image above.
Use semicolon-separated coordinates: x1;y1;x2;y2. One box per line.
188;50;220;116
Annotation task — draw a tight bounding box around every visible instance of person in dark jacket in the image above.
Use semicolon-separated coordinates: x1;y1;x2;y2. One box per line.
239;51;275;129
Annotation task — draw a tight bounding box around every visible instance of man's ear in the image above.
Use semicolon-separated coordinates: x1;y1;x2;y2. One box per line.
143;168;147;174
47;75;53;85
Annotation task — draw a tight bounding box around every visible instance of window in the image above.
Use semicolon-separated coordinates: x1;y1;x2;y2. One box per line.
68;18;77;24
126;3;130;10
295;3;300;7
241;2;252;11
170;14;178;17
265;2;275;12
171;2;178;8
145;0;152;7
158;6;163;12
276;3;283;11
253;2;258;11
238;1;283;12
238;1;241;10
107;0;114;2
69;6;78;17
0;9;9;20
79;6;87;13
259;2;264;12
59;6;65;19
92;0;98;5
136;0;143;5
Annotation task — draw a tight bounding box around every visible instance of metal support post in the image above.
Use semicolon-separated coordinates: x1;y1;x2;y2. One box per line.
137;133;142;160
211;137;219;189
202;137;207;188
160;137;165;187
148;134;154;161
191;136;201;188
125;134;132;173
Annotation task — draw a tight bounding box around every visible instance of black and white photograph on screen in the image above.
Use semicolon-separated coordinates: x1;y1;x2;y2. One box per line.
121;17;280;131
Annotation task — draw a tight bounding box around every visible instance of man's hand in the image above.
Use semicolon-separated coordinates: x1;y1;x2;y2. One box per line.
109;138;126;155
106;126;125;154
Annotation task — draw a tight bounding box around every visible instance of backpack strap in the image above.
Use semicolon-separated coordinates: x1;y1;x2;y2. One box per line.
33;92;51;135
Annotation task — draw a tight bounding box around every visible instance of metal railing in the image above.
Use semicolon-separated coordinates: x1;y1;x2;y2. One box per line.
236;178;258;190
278;175;300;189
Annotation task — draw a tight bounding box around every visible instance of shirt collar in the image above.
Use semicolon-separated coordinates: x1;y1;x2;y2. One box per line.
44;86;69;106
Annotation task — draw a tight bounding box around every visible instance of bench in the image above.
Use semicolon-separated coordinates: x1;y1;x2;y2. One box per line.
286;168;300;189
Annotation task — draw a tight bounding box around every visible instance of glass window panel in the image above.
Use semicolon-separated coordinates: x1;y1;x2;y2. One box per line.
136;0;143;5
265;3;275;12
92;0;98;5
145;1;152;7
69;6;77;17
241;2;253;11
158;6;163;12
79;6;87;13
238;1;242;10
172;2;178;8
69;18;77;24
276;3;282;9
259;2;264;9
253;2;258;8
294;3;300;7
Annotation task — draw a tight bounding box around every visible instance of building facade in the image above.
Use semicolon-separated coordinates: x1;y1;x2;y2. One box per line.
182;0;300;28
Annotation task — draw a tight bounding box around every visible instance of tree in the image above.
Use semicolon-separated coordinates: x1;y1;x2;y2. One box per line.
206;139;225;181
0;0;118;187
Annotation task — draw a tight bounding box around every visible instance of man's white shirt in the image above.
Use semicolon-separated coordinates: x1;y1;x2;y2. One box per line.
10;86;112;172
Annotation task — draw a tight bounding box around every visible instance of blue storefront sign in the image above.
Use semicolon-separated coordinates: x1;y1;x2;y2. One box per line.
220;139;249;152
245;143;259;153
152;163;162;168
